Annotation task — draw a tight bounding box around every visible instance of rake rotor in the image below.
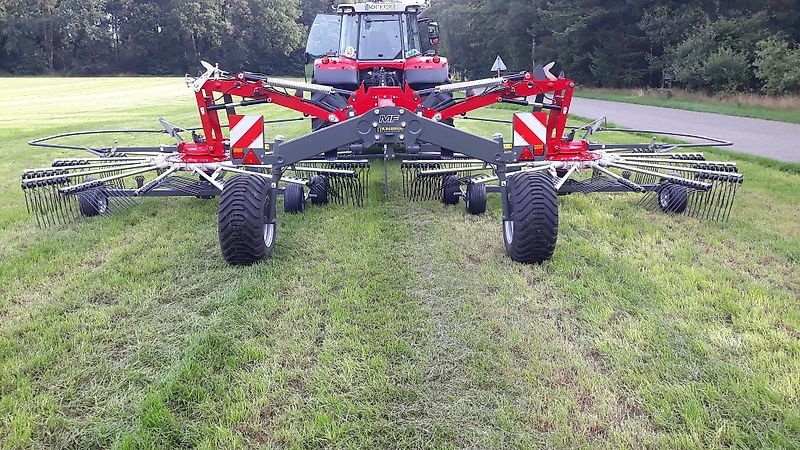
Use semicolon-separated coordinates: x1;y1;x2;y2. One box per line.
398;126;742;222
22;156;148;227
287;160;370;206
21;126;372;227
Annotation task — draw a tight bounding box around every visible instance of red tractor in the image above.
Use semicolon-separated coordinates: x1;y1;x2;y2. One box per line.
21;1;743;266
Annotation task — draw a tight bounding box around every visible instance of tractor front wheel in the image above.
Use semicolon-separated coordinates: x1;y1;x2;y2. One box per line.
218;174;275;265
503;171;558;263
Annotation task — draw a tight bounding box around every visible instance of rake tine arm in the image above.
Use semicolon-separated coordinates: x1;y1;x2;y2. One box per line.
615;159;742;178
25;160;147;173
589;164;645;192
280;175;310;186
554;165;579;191
60;165;160;194
135;167;179;195
52;157;150;165
621;157;737;168
22;162;156;185
608;163;712;191
400;159;484;164
508;164;557;177
300;159;370;165
612;152;706;159
507;161;560;169
417;165;487;176
292;166;356;176
218;166;273;180
237;164;273;170
218;167;326;192
193;168;225;191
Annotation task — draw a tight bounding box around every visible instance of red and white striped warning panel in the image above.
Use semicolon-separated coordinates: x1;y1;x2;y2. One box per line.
229;115;264;149
512;112;548;147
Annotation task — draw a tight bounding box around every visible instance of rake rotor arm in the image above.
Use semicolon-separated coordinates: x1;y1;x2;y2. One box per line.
434;76;573;118
189;76;352;158
238;72;354;96
196;77;347;121
432;76;576;157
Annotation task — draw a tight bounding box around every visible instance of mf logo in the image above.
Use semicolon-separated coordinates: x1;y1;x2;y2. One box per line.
379;114;400;124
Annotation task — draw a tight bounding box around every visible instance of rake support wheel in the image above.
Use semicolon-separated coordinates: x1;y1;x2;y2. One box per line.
78;177;109;217
442;174;460;205
658;182;689;214
465;182;487;215
218;174;275;265
309;175;329;206
284;184;306;213
503;171;558;263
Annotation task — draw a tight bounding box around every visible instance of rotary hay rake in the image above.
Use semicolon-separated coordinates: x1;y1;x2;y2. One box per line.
20;2;743;265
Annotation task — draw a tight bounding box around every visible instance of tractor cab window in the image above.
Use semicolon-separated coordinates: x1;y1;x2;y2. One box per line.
340;14;360;58
402;14;421;58
338;13;420;61
358;14;402;60
306;14;341;58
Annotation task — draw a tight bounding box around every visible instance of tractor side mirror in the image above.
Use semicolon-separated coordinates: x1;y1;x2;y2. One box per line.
427;21;440;46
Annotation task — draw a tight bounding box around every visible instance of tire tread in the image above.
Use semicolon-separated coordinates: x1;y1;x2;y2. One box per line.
505;171;559;263
218;175;273;265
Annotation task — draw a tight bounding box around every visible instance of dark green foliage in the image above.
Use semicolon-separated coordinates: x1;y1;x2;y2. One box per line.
670;14;769;92
755;38;800;95
0;0;798;94
428;0;800;94
0;0;307;75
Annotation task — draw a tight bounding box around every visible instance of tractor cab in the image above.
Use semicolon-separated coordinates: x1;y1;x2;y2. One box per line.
305;2;448;91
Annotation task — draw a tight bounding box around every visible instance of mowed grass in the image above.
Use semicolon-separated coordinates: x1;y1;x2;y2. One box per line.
0;78;798;449
576;88;800;124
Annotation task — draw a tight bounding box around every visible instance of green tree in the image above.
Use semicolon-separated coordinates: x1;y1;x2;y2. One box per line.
672;13;769;92
638;4;707;85
0;0;54;73
0;0;798;95
55;0;110;73
755;38;800;94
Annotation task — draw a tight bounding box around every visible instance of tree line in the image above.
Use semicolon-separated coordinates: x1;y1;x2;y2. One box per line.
0;0;329;75
429;0;800;94
1;0;799;94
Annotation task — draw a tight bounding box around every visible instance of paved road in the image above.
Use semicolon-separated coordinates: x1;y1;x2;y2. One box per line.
568;97;800;163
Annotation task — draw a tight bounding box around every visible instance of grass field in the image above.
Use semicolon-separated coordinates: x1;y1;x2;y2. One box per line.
1;78;799;449
577;88;800;124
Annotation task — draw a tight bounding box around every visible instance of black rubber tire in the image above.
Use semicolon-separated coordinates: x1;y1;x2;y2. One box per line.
503;171;559;263
465;183;487;215
284;184;306;213
658;183;689;213
218;174;275;265
309;175;329;206
441;174;460;205
78;177;109;217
